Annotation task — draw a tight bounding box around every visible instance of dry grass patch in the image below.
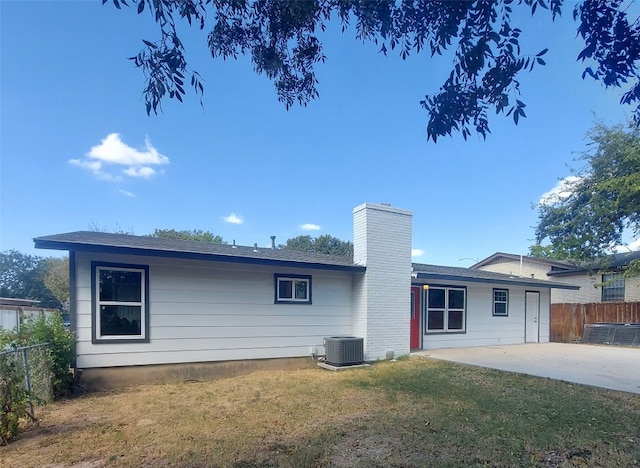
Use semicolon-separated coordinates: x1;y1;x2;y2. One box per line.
1;357;639;467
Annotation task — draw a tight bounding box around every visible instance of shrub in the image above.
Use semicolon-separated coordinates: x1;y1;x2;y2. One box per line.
1;313;75;398
16;313;75;397
0;355;30;445
0;313;74;444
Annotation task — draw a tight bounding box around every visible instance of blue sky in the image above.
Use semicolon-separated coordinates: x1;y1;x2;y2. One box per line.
0;1;635;266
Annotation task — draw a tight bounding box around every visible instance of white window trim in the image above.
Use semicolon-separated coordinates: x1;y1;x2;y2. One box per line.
93;264;148;342
493;288;509;316
274;274;312;304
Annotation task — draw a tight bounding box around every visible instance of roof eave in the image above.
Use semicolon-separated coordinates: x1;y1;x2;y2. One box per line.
547;265;628;277
34;239;366;273
414;272;580;290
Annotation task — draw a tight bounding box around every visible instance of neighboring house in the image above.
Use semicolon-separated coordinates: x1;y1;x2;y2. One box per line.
472;252;640;304
34;203;578;387
0;297;60;331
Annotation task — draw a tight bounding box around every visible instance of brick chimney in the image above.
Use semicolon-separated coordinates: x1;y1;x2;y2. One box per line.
352;203;413;360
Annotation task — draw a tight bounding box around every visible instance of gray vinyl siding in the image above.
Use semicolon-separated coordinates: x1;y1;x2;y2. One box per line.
421;282;550;350
74;251;353;368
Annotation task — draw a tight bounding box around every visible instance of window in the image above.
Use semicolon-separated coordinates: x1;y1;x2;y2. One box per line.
92;263;149;343
425;286;465;333
493;289;509;316
274;274;312;304
601;273;625;302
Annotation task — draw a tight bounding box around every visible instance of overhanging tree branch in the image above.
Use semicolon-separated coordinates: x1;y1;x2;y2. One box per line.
106;0;640;142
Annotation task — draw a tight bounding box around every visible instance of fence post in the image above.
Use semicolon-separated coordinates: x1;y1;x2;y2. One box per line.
21;348;35;419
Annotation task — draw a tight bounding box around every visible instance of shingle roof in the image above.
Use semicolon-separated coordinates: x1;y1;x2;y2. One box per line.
33;231;364;272
472;250;640;278
0;297;41;307
547;250;640;276
412;263;579;290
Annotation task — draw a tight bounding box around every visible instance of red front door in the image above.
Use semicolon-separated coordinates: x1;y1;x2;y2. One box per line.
410;286;421;349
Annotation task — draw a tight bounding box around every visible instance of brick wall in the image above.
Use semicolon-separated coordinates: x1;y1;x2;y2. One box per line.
551;274;640;303
352;203;413;360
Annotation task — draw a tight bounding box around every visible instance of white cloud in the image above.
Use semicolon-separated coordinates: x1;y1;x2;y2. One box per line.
222;213;244;224
412;248;425;258
88;133;168;166
68;159;122;182
538;176;581;206
614;238;640;253
69;133;168;181
124;166;156;178
301;223;321;231
118;189;135;197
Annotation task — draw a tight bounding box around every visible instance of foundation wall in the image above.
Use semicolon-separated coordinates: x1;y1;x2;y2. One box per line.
77;357;317;391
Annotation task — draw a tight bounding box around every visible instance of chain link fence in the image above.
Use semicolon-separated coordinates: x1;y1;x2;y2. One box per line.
0;343;53;420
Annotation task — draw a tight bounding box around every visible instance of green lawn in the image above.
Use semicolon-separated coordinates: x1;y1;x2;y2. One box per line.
1;357;638;467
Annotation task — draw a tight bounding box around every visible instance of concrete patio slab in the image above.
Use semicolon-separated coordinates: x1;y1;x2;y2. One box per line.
413;343;640;394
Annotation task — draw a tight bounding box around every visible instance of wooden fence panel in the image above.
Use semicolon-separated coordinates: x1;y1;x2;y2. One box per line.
550;302;640;342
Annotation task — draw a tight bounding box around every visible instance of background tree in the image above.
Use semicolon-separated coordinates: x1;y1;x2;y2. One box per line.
106;0;640;141
281;234;353;257
533;121;640;274
0;251;62;309
43;257;70;310
527;244;563;259
88;221;134;234
281;235;315;253
147;229;226;243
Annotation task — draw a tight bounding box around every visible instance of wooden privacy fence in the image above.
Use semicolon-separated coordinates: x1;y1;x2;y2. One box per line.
550;302;640;343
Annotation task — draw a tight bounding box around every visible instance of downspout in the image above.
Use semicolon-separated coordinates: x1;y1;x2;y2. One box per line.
69;251;77;369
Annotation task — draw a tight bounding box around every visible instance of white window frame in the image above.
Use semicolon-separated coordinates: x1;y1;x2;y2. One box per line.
274;274;312;304
493;288;509;316
93;263;148;343
425;286;466;333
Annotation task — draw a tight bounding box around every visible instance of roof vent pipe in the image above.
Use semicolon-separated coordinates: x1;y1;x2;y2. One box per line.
253;243;258;252
519;254;523;277
270;235;276;249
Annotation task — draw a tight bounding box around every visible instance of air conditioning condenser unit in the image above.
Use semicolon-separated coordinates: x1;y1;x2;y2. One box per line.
323;336;364;366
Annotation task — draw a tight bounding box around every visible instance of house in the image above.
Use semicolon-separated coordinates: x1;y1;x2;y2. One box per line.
409;264;577;349
471;252;640;304
0;297;59;331
34;203;578;388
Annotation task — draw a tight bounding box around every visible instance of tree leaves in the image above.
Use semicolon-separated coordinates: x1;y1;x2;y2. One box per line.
280;234;353;257
43;257;70;308
534;122;640;264
574;0;640;124
106;0;640;142
147;229;226;243
0;251;63;309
